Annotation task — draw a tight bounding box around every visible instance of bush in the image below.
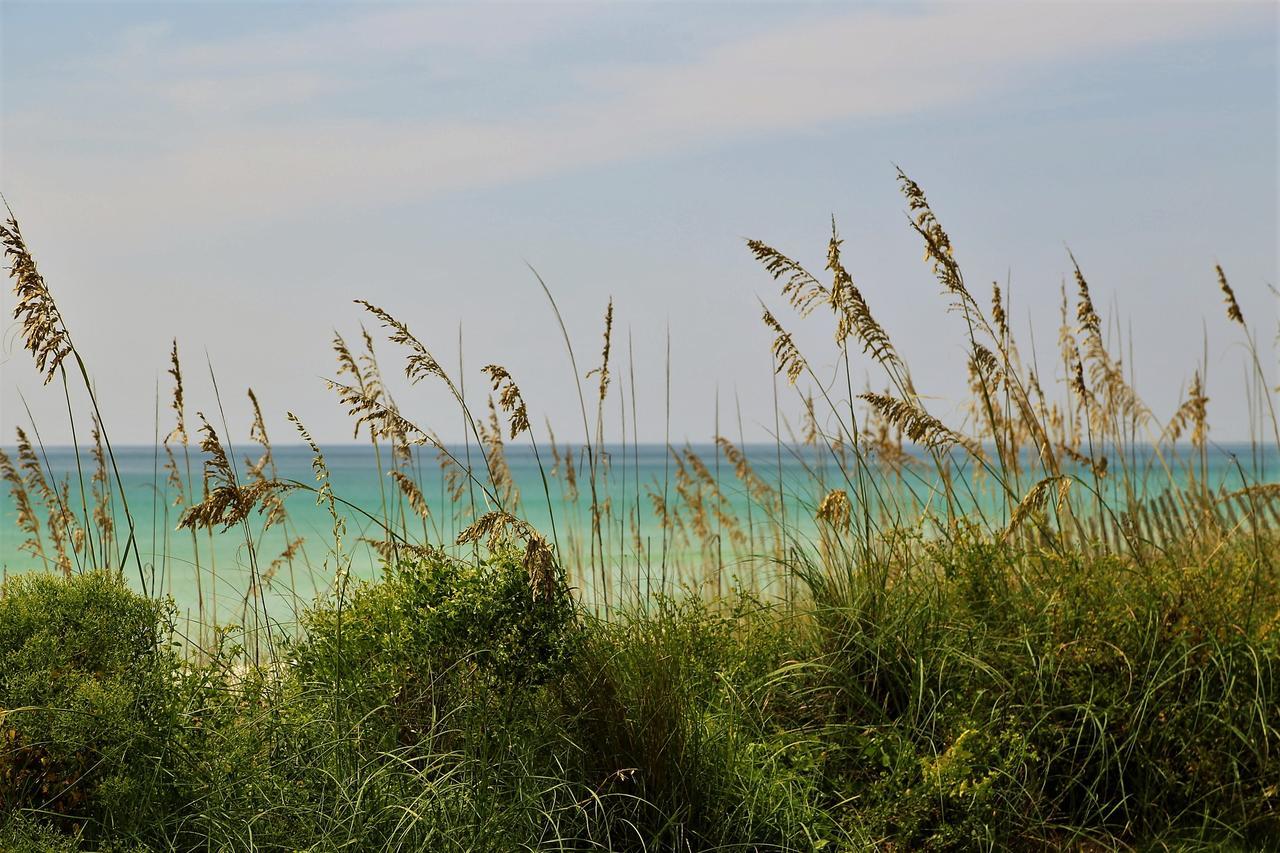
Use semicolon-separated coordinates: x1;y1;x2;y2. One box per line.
292;548;580;745
0;570;179;840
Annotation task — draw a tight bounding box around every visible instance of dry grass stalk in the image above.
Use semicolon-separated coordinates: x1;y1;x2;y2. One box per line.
262;536;304;586
1071;258;1149;428
356;300;452;389
438;445;468;506
826;223;913;389
761;307;806;384
1216;265;1245;326
897;168;970;305
1166;371;1209;450
179;416;294;533
388;470;430;520
163;445;186;507
289;412;346;550
0;445;43;562
715;436;775;506
332;331;375;439
479;398;518;505
1002;476;1071;542
2;213;73;384
585;299;614;401
816;488;852;533
11;428;78;574
89;416;114;552
328;378;428;446
858;392;966;451
991;282;1009;345
864;391;912;472
801;393;820;446
747;239;828;316
456;510;559;600
360;537;444;565
245;389;286;530
166;340;188;445
482;365;530;438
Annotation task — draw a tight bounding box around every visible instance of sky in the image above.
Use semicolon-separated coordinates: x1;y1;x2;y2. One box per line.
1;0;1276;448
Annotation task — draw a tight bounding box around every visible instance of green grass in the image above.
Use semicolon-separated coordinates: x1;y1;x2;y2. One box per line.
3;536;1277;851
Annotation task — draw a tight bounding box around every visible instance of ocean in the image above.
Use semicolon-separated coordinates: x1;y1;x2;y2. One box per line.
2;442;1275;624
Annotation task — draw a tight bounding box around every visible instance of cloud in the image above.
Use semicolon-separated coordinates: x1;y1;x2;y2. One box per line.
3;2;1267;238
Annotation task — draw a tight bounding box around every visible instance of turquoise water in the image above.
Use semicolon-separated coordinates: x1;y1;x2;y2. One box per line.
2;442;1275;624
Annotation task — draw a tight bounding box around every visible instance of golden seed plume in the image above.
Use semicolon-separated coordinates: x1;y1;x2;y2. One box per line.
858;392;965;451
2;212;73;384
89;416;113;548
585;299;614;401
897;168;970;303
1070;256;1149;427
479;398;518;505
0;444;43;561
482;364;531;439
179;415;294;532
1002;476;1071;542
825;222;912;388
360;537;444;565
1166;371;1209;450
166;339;187;446
715;436;774;504
328;378;428;445
356;300;447;386
801;393;820;446
991;282;1008;344
761;307;806;384
816;488;852;533
389;470;430;519
747;239;828;316
1216;265;1245;327
456;510;559;599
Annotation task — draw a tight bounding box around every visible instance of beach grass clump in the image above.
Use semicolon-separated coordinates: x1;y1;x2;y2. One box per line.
0;539;1278;849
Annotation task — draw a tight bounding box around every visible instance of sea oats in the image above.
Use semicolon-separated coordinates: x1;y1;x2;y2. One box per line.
360;537;444;565
357;300;449;387
825;222;913;389
0;444;43;561
166;340;188;446
897;168;971;305
2;213;73;383
1215;265;1245;327
816;488;852;533
761;307;806;384
585;299;614;401
1002;476;1071;542
1166;371;1209;450
715;436;774;505
991;282;1009;345
482;364;531;439
858;392;965;451
480;397;518;505
747;239;828;316
1071;255;1149;428
180;415;294;532
90;416;114;549
389;470;430;520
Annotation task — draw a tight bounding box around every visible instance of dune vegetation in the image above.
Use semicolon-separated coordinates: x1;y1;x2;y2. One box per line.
1;173;1278;851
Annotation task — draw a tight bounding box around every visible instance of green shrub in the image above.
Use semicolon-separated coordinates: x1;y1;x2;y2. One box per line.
293;548;580;742
0;570;179;840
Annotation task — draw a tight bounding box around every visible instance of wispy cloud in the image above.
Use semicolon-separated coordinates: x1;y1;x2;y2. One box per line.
4;2;1265;236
